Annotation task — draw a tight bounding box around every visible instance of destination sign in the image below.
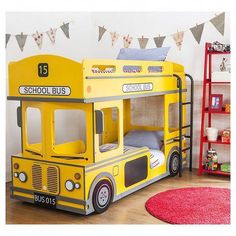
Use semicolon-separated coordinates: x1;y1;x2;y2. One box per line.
122;83;153;93
19;86;71;96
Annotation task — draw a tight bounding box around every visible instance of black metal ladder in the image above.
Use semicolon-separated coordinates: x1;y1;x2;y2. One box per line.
173;74;194;177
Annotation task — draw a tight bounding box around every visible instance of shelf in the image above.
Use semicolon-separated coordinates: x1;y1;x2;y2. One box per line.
204;107;230;114
207;51;230;55
206;80;230;84
199;43;231;177
202;136;230;145
202;168;230;176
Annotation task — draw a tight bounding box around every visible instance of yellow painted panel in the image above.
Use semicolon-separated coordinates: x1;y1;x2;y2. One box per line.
8;56;186;101
9;55;84;99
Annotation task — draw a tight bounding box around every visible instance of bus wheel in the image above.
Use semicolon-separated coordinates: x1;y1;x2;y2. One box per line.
92;179;113;213
169;151;180;177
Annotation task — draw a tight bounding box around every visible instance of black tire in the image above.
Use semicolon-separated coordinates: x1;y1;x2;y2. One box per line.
169;151;180;176
92;179;113;213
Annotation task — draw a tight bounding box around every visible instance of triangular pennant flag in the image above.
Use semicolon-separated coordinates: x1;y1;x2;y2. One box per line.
32;31;43;49
60;22;70;39
46;28;57;44
153;36;166;48
6;34;11;48
172;31;184;50
110;32;119;46
15;33;27;52
190;23;204;44
98;26;106;41
210;12;225;36
123;35;133;48
138;36;149;49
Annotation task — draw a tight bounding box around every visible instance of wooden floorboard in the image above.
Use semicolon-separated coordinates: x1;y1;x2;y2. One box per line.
6;169;230;224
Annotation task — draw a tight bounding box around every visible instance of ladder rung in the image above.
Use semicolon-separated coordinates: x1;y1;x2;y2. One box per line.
174;139;180;142
182;160;187;165
174;136;186;141
182;102;191;105
182;147;191;152
182;125;191;129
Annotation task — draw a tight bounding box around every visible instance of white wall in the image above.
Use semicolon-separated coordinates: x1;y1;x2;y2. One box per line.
6;12;230;181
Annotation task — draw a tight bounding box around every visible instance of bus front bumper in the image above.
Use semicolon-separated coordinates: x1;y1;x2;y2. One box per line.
10;186;91;215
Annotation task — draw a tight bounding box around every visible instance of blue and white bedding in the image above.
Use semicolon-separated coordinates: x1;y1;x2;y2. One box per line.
149;149;165;169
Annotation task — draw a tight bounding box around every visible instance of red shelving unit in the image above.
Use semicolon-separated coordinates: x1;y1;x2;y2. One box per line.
206;81;230;84
198;42;231;177
202;136;230;145
202;168;230;176
204;107;230;114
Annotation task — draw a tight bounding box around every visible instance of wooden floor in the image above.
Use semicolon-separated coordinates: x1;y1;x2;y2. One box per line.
6;169;230;224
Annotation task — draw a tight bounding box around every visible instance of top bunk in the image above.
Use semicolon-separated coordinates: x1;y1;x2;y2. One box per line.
8;54;187;103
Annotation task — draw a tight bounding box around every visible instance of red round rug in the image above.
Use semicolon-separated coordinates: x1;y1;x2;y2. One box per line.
145;187;230;224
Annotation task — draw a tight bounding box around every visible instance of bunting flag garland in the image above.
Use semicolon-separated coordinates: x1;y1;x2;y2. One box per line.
15;33;27;52
6;22;71;52
172;31;184;50
190;23;204;44
32;31;43;49
98;26;106;41
46;28;57;44
138;36;149;49
98;12;227;51
6;34;11;48
110;32;119;46
153;35;166;48
60;22;70;39
210;12;225;36
6;13;227;52
123;35;133;48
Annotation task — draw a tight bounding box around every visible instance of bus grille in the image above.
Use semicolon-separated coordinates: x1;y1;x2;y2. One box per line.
32;164;59;194
47;166;58;194
32;164;42;190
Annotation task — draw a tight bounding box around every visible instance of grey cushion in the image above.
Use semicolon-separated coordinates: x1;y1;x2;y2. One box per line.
117;47;170;61
124;130;164;150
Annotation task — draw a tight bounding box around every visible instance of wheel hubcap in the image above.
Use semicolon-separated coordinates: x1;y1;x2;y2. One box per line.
97;186;109;207
172;156;179;172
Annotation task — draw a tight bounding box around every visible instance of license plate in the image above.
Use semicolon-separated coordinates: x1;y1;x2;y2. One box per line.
34;192;56;208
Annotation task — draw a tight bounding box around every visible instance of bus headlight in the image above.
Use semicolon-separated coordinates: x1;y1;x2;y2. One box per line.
19;172;27;182
75;183;81;189
14;172;19;178
65;180;74;191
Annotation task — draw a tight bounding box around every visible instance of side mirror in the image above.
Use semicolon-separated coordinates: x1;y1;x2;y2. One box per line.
95;110;104;134
17;106;22;127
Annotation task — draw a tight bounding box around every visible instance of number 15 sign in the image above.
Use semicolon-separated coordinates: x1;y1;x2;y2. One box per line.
38;63;49;77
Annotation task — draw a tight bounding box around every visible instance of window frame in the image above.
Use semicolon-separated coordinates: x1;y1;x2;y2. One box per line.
23;102;43;156
52;106;88;157
98;106;120;154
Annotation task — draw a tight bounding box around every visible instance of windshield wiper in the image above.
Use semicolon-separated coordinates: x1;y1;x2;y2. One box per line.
25;149;42;157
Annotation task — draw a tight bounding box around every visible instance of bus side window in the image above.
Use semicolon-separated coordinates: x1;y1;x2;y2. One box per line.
99;107;119;153
125;156;148;187
168;103;179;133
26;107;42;151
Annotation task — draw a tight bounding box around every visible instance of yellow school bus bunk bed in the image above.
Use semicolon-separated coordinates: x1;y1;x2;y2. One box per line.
8;55;194;215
